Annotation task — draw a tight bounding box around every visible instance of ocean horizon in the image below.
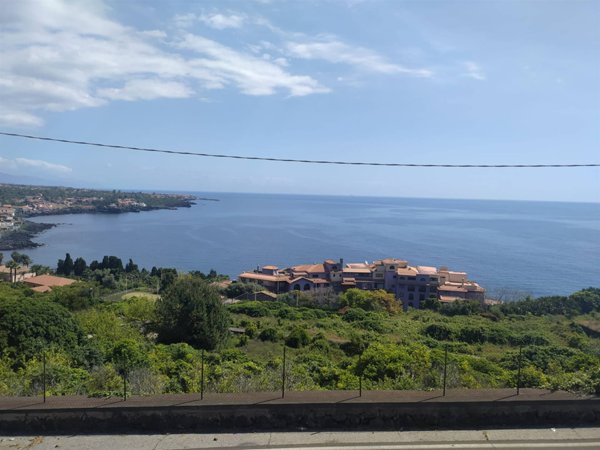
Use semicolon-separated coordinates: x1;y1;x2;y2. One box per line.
24;192;600;298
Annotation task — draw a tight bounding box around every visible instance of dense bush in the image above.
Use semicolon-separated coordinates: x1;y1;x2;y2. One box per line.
285;327;310;348
0;297;87;363
155;277;230;350
258;328;279;342
500;288;600;316
227;301;275;317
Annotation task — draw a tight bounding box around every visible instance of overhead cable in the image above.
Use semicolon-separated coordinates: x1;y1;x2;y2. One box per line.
0;131;598;168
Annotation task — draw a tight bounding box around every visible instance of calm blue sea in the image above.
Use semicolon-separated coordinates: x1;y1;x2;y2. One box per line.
24;193;600;297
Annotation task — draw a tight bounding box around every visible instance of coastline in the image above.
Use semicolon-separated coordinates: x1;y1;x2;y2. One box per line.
0;220;56;251
0;198;198;251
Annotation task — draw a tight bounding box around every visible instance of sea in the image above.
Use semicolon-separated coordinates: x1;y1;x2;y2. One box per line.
23;193;600;298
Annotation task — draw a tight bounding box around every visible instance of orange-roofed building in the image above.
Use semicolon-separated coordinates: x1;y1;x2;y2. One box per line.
24;274;76;292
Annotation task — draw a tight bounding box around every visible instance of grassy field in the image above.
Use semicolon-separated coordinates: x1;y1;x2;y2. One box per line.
122;291;160;301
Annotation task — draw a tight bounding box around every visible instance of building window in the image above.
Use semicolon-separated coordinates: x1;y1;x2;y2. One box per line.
408;293;414;300
419;294;425;301
419;286;426;292
293;284;300;290
420;277;427;282
303;284;311;291
408;286;415;292
389;266;395;270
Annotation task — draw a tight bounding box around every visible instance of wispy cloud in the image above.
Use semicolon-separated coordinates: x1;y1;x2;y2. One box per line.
0;157;72;173
0;0;327;127
463;61;486;80
199;13;246;30
285;38;433;77
97;79;193;101
177;34;329;96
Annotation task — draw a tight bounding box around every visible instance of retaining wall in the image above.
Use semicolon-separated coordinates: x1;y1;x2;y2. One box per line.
2;399;600;434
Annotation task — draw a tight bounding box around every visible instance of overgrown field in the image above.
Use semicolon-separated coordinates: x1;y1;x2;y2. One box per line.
1;278;599;398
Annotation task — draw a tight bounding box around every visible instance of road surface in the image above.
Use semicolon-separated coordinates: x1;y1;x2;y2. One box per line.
2;428;600;449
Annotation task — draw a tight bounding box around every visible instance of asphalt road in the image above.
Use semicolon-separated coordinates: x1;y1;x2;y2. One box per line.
2;428;600;450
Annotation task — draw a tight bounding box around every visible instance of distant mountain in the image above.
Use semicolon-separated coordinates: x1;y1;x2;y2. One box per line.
0;171;58;186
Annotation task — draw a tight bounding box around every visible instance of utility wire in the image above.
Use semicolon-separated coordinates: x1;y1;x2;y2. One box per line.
1;131;598;168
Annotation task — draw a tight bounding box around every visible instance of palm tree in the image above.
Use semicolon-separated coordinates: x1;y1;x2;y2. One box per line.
10;251;22;264
5;260;19;283
20;254;32;268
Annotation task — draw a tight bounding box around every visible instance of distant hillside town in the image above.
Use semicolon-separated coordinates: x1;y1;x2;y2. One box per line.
239;258;485;309
0;205;17;231
0;182;196;250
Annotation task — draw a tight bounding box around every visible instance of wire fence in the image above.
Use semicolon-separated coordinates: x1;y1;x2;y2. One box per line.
2;343;540;404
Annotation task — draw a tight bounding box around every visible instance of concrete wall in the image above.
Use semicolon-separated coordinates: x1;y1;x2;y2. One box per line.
2;400;599;434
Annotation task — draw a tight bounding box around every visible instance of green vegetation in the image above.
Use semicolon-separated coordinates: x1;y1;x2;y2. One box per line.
0;257;599;398
155;277;230;350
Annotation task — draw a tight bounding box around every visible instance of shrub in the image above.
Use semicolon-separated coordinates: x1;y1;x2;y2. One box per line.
228;301;272;317
424;323;455;341
285;327;310;348
258;328;278;342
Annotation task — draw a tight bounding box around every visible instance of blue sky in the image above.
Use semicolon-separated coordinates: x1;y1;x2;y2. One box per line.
0;0;598;202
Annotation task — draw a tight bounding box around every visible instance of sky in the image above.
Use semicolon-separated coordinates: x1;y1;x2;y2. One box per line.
0;0;598;202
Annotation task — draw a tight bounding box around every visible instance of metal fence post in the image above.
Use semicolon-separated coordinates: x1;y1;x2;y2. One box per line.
443;344;448;397
42;352;46;403
123;369;127;401
281;345;286;399
358;353;362;397
201;349;205;400
516;344;523;395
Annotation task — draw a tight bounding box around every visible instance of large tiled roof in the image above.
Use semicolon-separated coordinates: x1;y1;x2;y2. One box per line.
24;275;76;287
416;266;438;275
291;263;326;273
438;284;468;293
396;267;418;276
238;272;288;282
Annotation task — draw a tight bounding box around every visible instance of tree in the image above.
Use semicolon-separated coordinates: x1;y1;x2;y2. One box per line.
73;257;87;276
155;277;230;350
224;282;262;299
5;260;19;283
57;253;74;276
0;297;84;361
10;251;22;264
125;258;138;273
339;288;399;313
19;254;32;268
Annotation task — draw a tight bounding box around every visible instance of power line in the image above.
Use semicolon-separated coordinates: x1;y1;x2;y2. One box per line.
1;131;598;168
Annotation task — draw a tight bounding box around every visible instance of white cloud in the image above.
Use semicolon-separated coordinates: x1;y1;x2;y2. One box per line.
286;38;433;77
97;79;193;101
0;0;328;127
177;34;329;96
198;13;246;30
463;61;486;80
140;30;167;39
0;157;72;173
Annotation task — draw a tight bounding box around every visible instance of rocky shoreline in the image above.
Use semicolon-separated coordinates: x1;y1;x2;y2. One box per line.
0;220;56;251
